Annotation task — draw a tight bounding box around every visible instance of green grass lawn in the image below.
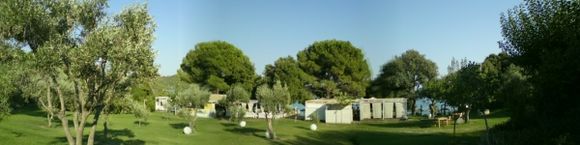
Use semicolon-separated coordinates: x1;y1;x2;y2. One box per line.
0;108;509;145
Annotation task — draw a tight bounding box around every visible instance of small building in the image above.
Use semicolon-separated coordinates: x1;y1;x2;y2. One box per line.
199;94;226;118
305;99;353;124
241;100;260;118
155;96;171;111
241;100;288;119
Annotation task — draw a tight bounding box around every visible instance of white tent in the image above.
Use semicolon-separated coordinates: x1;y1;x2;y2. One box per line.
359;98;407;120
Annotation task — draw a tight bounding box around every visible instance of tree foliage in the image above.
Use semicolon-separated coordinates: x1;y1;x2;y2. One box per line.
495;0;580;143
0;1;157;144
131;98;150;127
370;49;438;98
297;40;371;98
174;84;210;132
0;45;24;120
371;49;437;115
179;41;256;93
225;84;250;122
256;81;291;140
264;56;315;102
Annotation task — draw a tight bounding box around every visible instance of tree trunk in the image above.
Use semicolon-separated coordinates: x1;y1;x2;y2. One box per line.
46;83;54;128
76;112;89;145
465;109;471;123
190;108;198;133
87;107;104;145
409;98;417;116
453;115;457;137
482;110;490;145
429;99;437;117
52;76;75;145
266;113;276;139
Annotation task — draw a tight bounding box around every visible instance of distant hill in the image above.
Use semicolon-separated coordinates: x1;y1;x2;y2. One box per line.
151;75;179;97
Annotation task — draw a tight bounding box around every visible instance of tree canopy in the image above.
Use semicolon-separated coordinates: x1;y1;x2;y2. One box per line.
297;40;371;98
370;50;437;115
370;49;438;98
264;56;315;102
179;41;256;93
0;1;158;144
496;0;580;143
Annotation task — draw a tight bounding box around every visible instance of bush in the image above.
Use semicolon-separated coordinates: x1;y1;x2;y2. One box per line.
228;105;246;122
132;102;150;127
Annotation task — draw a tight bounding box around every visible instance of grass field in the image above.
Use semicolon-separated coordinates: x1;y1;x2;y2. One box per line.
0;108;509;145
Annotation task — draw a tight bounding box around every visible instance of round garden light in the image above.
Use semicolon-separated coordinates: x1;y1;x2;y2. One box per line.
310;124;317;131
239;121;246;128
183;127;192;135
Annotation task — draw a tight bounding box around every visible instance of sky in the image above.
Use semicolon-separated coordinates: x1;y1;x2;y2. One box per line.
107;0;522;78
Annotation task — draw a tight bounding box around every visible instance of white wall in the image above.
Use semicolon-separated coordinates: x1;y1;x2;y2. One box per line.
305;103;326;121
325;104;353;124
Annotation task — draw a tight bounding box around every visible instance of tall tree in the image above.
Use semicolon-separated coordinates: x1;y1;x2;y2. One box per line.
264;56;315;102
418;78;446;117
297;40;371;98
370;49;438;115
178;41;256;93
445;61;483;123
498;0;580;143
174;84;210;134
256;81;291;140
0;1;158;145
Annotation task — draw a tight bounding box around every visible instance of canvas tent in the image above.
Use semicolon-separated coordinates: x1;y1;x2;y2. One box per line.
359;98;407;120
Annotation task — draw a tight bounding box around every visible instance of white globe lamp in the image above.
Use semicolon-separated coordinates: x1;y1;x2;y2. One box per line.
239;121;246;128
310;124;317;131
183;127;192;135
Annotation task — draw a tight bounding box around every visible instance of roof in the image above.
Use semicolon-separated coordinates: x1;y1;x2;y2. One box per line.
305;99;339;104
156;96;170;99
209;94;226;103
291;101;305;110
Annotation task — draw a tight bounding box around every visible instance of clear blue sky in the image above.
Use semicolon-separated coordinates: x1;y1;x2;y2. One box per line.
107;0;522;78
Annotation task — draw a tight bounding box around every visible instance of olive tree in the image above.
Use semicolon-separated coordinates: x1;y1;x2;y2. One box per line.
0;1;158;144
132;98;150;127
225;84;250;122
256;81;291;140
174;84;210;133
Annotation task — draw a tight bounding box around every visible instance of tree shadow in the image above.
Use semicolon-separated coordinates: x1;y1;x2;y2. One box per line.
221;122;267;138
295;126;310;131
169;122;189;129
50;128;145;145
220;122;237;127
133;121;150;126
271;129;482;145
364;120;434;128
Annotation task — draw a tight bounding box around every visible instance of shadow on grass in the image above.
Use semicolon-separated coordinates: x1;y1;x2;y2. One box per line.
271;129;483;145
221;122;267;138
169;122;189;129
364;120;434;128
50;128;145;145
295;126;310;131
133;121;150;126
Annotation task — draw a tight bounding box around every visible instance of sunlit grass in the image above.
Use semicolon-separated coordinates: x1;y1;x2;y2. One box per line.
0;108;508;145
